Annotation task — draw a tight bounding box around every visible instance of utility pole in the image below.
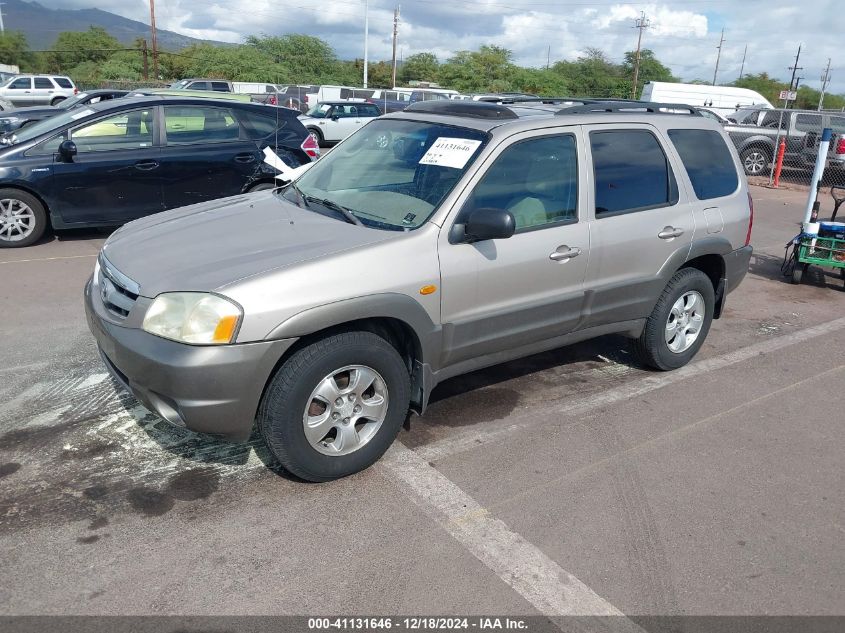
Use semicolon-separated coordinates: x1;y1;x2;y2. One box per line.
630;11;649;99
786;44;802;109
390;5;400;88
738;44;747;80
546;45;550;70
818;58;831;111
0;3;6;34
363;0;369;88
141;39;149;81
712;28;725;86
149;0;158;80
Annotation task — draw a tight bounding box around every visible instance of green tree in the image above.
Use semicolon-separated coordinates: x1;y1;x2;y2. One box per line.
399;52;438;83
551;48;628;97
49;27;122;71
622;49;677;97
245;34;338;82
438;45;515;92
0;31;33;69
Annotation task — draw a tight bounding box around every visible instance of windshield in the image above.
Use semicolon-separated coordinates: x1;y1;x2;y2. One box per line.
306;103;332;118
57;93;88;109
283;119;489;231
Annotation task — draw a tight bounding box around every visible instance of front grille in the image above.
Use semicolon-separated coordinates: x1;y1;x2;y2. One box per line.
98;255;140;318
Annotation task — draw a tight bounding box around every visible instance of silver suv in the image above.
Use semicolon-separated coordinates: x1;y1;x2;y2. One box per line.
0;75;76;106
85;100;753;481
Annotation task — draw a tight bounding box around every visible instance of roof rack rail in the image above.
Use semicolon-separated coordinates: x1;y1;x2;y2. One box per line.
476;96;589;105
404;100;518;119
556;101;702;116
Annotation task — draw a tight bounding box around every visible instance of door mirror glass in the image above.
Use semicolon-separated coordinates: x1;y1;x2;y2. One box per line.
463;207;515;243
58;139;77;161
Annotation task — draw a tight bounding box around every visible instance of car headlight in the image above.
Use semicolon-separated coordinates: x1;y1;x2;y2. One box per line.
142;292;242;345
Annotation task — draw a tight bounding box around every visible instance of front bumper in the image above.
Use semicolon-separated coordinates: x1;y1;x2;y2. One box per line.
85;278;296;442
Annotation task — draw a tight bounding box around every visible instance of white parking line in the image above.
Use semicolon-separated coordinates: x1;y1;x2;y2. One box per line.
380;444;643;627
416;315;845;462
0;253;97;265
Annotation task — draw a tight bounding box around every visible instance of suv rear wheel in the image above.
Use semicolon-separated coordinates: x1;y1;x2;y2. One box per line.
633;268;715;370
740;147;770;176
258;331;411;481
0;189;48;248
50;97;66;106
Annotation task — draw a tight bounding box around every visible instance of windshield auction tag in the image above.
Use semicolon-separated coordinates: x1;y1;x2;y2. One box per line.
419;137;482;169
70;108;96;120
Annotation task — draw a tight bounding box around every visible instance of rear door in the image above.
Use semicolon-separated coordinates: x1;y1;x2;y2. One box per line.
158;104;261;208
581;124;694;329
33;77;57;105
48;107;163;225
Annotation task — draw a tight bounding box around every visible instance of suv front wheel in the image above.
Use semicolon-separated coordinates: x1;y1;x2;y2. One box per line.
258;331;411;481
633;268;715;370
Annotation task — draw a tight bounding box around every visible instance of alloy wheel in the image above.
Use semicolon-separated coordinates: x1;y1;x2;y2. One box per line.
665;291;705;353
744;151;766;175
0;198;36;242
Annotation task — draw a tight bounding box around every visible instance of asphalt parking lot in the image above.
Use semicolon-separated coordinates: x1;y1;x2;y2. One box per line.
1;185;844;624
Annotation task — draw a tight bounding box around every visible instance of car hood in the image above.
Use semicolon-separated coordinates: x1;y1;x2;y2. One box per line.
102;192;400;298
2;107;54;119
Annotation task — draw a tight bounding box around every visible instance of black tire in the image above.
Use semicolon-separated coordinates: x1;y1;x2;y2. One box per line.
258;331;411;482
740;147;771;177
791;262;808;285
633;268;715;371
307;128;323;147
246;182;276;193
50;97;66;106
0;188;48;248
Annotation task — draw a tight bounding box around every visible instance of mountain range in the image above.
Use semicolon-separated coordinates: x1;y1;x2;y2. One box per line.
2;0;226;51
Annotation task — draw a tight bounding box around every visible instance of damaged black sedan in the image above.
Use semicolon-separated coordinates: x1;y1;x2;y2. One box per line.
0;95;319;247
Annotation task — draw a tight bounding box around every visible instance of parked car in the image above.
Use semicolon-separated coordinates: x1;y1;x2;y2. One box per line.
725;108;827;175
0;95;318;247
0;75;77;106
641;81;773;116
799;113;845;175
169;78;233;92
303;86;373;108
85;99;752;481
299;100;382;146
696;107;729;125
129;88;251;103
368;89;411;113
0;89;128;133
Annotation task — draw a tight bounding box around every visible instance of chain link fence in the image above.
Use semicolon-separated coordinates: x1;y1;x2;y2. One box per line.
725;107;845;196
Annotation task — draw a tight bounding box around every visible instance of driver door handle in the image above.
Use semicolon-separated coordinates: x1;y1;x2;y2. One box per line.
549;245;581;261
658;226;684;240
134;160;159;171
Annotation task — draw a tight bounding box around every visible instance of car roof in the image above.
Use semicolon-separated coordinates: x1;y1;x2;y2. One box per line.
383;99;714;134
83;95;286;114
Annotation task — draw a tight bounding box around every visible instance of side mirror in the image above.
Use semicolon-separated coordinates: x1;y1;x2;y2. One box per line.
58;139;77;162
330;114;340;121
462;208;516;243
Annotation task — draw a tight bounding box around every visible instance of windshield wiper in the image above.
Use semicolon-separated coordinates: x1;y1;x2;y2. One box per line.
289;182;309;208
302;195;363;226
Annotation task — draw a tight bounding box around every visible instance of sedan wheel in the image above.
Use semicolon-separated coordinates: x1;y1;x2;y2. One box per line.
0;190;48;248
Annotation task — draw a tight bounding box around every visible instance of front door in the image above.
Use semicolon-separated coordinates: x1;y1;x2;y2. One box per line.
49;107;163;225
5;77;33;106
158;104;261;209
580;124;694;329
438;130;590;368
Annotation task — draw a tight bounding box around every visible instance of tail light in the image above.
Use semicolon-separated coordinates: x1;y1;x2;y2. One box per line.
836;137;845;155
301;134;320;159
745;192;754;247
74;87;78;94
269;95;277;105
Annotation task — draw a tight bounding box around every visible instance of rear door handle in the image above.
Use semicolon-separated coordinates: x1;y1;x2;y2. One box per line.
134;160;159;171
658;226;684;240
234;153;256;163
549;245;582;261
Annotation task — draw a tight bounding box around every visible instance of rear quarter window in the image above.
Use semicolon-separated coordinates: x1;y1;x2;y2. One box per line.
54;78;73;89
668;129;739;200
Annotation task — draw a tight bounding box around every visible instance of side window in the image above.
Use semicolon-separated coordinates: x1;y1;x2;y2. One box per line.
761;111;787;129
29;132;66;155
34;78;54;89
340;88;352;99
591;129;678;217
466;135;578;231
8;78;31;90
795;114;822;132
668;129;739;200
237;109;282;139
211;82;229;92
71;109;154;152
164;105;239;144
188;81;209;91
54;78;73;89
362;105;380;117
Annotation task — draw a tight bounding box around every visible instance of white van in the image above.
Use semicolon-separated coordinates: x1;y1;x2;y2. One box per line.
304;86;370;108
232;82;283;95
641;81;773;115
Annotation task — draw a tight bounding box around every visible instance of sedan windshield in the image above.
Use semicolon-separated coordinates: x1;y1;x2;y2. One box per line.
2;110;80;145
284;119;489;231
56;93;88;109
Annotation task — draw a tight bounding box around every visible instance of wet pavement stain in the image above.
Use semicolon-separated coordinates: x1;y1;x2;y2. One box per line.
0;462;21;478
76;534;100;545
127;487;175;517
167;468;220;501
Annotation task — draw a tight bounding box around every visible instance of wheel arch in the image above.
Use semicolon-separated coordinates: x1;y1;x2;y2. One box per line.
0;183;52;227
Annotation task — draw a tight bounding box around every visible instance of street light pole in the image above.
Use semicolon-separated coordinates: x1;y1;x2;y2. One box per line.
363;0;369;88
